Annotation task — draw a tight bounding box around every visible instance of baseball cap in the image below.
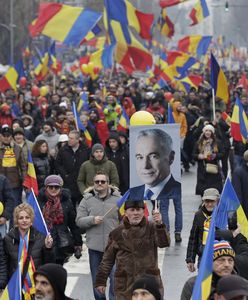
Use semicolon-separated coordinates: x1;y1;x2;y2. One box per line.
216;275;248;299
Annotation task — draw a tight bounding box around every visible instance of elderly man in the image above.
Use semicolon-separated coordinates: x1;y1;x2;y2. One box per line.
186;188;220;272
76;171;120;300
129;128;182;242
95;199;170;300
34;263;75;300
181;240;236;300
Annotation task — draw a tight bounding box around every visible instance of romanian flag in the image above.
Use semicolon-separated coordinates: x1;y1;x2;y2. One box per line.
117;189;130;215
72;102;92;147
29;3;102;47
32;50;50;81
192;209;217;300
160;0;189;7
1;265;22;300
189;0;209;26
89;43;116;72
178;35;212;57
216;178;248;239
77;91;89;112
104;0;153;73
104;0;154;40
179;75;203;92
230;98;248;143
48;42;61;75
85;36;106;49
157;8;174;38
0;66;18;92
80;24;102;44
117;107;129;132
23;151;39;195
221;112;231;126
18;230;36;299
167;103;175;124
27;189;49;236
210;53;229;103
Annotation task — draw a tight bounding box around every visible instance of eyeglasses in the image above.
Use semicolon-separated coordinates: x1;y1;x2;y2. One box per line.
94;180;107;185
47;185;60;190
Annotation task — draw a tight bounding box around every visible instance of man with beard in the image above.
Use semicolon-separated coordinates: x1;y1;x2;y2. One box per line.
34;263;76;300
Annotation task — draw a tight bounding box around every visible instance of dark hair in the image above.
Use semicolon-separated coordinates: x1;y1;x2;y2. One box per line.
32;140;49;157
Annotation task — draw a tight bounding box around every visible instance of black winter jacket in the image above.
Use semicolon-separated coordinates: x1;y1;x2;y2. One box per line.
33;154;51;189
55;143;89;200
0;234;7;289
4;226;55;279
0;175;14;220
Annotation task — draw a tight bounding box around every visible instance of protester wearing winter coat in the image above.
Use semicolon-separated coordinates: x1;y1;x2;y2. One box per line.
38;175;82;265
77;143;119;195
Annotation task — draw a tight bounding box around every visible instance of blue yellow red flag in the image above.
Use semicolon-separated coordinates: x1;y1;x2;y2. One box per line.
27;189;49;236
216;178;248;239
157;8;174;38
117;107;129;132
29;3;102;46
231;97;248;143
191;208;217;300
116;189;130;215
189;0;209;26
210;53;229;103
23;150;39;195
0;65;18;92
1;264;22;300
72;102;92;147
160;0;189;7
178;35;212;57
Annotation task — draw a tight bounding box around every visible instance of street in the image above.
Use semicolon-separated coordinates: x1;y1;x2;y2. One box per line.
65;165;201;299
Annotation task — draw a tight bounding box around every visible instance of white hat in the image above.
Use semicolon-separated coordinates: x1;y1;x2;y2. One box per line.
58;134;68;143
203;124;215;134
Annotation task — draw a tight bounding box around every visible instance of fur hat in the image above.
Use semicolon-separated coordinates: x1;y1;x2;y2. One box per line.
213;240;235;261
132;275;161;300
124;200;145;210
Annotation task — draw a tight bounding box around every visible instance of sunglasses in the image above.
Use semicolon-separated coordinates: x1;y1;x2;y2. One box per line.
47;185;60;190
94;180;107;185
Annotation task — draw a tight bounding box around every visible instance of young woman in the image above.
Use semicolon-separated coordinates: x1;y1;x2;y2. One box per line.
193;124;223;196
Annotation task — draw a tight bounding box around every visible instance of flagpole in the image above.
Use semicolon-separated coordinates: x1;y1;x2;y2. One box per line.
212;88;216;121
53;73;56;94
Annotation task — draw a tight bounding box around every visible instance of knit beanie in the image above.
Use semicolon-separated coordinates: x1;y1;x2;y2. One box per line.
13;127;25;136
213;240;235;261
203;124;215;134
132;275;161;300
34;263;67;299
91;143;104;155
44;175;63;187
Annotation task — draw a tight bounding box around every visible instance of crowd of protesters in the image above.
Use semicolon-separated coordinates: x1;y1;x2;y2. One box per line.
0;68;248;299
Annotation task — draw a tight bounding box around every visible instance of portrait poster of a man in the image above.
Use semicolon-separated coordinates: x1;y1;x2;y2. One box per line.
129;124;183;241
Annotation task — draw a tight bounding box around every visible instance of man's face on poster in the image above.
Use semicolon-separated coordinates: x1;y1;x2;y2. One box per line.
135;135;172;187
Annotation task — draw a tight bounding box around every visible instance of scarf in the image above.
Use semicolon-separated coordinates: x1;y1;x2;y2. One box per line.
18;229;36;300
42;190;64;230
202;211;211;245
2;147;17;167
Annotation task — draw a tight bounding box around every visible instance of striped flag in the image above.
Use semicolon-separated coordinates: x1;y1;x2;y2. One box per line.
29;3;102;46
210;53;229;104
1;264;22;300
192;208;217;299
72;102;92;147
157;8;174;38
116;189;130;215
216;178;248;238
18;230;36;299
23;151;39;195
27;189;49;236
231;97;248;143
189;0;209;26
117;107;129;132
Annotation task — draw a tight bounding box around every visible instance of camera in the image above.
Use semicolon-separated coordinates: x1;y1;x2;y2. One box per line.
227;210;238;231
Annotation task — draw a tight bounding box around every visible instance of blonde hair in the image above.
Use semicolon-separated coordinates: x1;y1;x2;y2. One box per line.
13;203;35;227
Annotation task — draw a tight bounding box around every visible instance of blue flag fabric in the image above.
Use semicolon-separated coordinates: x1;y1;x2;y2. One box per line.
27;189;49;236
